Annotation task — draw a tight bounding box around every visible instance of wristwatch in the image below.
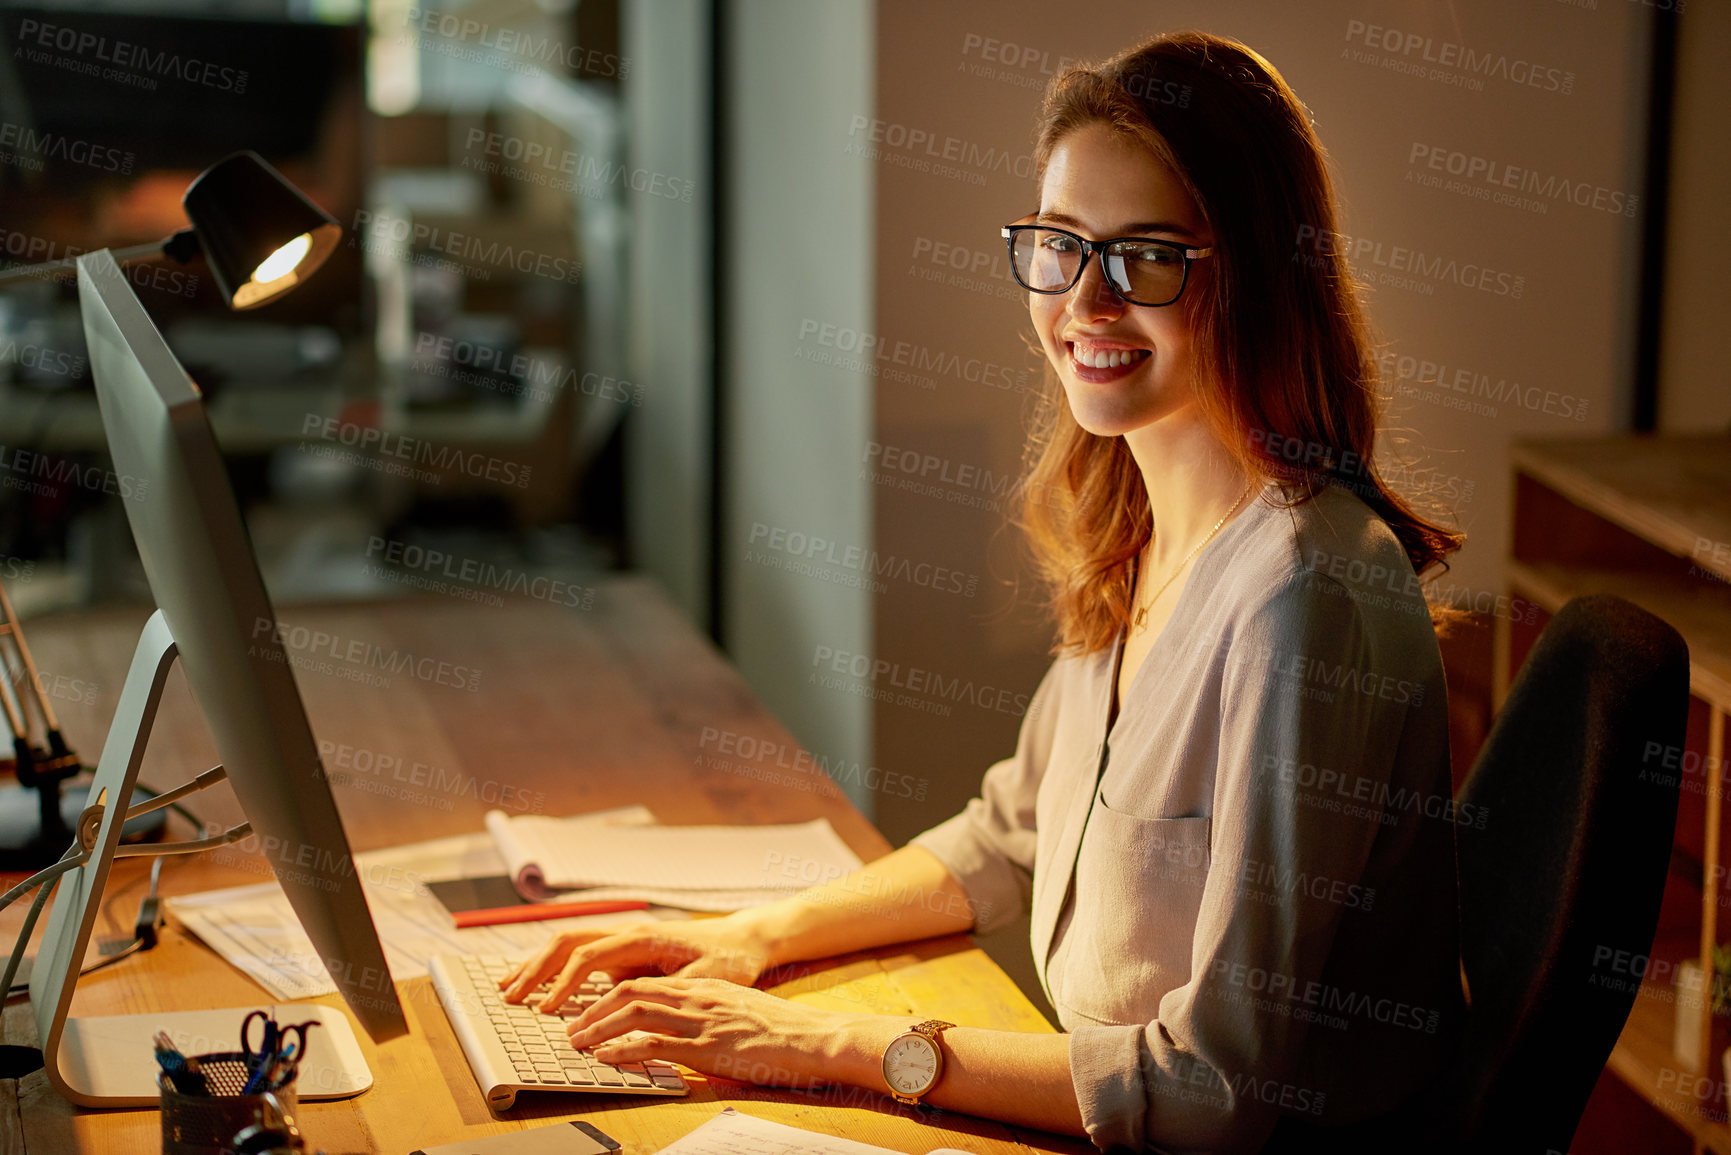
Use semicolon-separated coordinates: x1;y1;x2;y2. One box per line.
881;1019;955;1105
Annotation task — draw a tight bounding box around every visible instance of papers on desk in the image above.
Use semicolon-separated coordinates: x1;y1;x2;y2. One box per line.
654;1108;970;1155
485;809;864;910
167;805;863;1001
165;817;684;1002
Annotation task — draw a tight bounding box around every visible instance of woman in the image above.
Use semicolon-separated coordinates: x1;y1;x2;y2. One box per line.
503;30;1465;1153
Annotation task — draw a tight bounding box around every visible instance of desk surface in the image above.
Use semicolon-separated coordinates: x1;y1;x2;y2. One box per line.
0;579;1089;1155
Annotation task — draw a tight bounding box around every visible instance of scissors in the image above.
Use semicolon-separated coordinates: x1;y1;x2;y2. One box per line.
240;1011;319;1093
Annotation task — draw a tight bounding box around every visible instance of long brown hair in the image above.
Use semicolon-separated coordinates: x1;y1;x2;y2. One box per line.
1016;30;1465;654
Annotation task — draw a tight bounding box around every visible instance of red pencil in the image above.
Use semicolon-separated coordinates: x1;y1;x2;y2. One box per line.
451;899;650;928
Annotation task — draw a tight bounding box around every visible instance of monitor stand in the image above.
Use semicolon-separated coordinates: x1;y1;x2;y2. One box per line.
26;610;374;1107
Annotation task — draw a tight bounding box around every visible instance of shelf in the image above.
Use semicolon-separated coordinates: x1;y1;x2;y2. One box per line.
1510;436;1731;586
1507;559;1731;712
1607;981;1731;1151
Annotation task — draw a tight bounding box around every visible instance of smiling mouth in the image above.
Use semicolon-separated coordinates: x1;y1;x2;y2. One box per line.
1066;342;1151;370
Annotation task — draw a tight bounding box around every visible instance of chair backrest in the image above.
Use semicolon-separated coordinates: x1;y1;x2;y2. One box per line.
1446;594;1688;1151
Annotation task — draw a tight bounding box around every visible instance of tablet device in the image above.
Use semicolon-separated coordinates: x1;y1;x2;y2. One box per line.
426;875;529;915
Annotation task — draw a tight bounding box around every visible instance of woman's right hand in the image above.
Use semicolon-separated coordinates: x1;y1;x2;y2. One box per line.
499;916;773;1012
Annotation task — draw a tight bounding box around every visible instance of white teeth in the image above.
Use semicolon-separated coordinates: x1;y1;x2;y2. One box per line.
1071;344;1148;369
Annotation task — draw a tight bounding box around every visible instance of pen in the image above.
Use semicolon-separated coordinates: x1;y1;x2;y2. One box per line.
451;899;649;928
154;1030;207;1096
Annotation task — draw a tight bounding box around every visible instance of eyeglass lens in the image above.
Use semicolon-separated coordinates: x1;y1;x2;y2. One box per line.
1009;228;1187;306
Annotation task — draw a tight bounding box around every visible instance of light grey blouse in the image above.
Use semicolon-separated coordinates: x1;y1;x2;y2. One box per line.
911;479;1466;1153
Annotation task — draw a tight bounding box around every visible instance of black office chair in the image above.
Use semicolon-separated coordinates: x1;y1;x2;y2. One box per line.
1438;593;1690;1151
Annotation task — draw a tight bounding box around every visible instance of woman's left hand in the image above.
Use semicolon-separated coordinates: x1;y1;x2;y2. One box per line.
565;976;903;1090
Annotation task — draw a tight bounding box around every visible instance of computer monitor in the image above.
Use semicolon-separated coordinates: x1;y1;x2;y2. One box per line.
26;248;406;1106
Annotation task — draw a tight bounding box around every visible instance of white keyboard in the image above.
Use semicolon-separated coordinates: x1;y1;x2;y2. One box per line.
428;953;689;1110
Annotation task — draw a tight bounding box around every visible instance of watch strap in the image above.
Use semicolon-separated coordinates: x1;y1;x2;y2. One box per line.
912;1019;955;1041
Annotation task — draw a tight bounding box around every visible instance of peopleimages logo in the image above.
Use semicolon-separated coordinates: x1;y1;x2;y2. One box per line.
1294;224;1526;299
844;115;1036;185
0;339;85;379
13;17;249;93
1342;19;1575;95
746;523;980;598
0;122;133;174
405;8;627;79
1407;143;1638;218
299;415;532;489
350;209;582;285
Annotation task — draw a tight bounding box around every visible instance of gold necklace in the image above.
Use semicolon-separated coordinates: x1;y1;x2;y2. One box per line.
1132;481;1256;632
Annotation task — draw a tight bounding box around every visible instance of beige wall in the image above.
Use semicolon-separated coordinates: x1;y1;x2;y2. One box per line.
867;0;1653;1010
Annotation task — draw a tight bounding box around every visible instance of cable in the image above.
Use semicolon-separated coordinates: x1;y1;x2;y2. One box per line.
0;768;235;1005
0;842;85;1001
66;856;165;982
2;850;170;1000
0;846;86;917
118;773;210;834
129;766;226;821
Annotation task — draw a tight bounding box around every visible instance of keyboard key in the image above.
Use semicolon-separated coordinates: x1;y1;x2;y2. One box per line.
592;1067;624;1087
651;1071;686;1090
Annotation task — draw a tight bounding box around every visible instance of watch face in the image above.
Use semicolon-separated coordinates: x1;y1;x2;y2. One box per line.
883;1034;940;1097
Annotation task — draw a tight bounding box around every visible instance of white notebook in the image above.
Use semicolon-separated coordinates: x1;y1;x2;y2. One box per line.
485;809;864;909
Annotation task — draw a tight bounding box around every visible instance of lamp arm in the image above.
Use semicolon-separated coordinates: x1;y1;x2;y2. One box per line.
0;231;198;287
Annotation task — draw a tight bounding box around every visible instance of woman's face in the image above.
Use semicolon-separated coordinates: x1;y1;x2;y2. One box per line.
1028;122;1214;438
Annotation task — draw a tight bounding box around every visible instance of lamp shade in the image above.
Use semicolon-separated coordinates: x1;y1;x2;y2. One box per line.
181;151;341;310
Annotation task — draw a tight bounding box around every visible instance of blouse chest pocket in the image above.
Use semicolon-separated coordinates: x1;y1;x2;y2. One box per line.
1054;792;1213;1026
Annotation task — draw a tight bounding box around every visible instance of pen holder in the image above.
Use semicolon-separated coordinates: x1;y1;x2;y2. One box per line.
159;1053;299;1155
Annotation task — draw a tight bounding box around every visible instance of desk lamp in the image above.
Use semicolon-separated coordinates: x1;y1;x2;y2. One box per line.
0;149;342;307
0;152;340;866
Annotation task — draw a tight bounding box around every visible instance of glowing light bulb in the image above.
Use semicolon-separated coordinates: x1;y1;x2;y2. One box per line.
252;233;311;285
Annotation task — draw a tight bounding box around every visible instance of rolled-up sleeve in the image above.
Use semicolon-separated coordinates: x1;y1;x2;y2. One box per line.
909;661;1065;935
1069;570;1400;1153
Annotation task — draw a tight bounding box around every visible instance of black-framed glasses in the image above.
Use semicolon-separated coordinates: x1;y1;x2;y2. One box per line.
1000;222;1214;307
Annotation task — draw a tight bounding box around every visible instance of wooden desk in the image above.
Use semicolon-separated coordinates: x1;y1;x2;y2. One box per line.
0;578;1089;1155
